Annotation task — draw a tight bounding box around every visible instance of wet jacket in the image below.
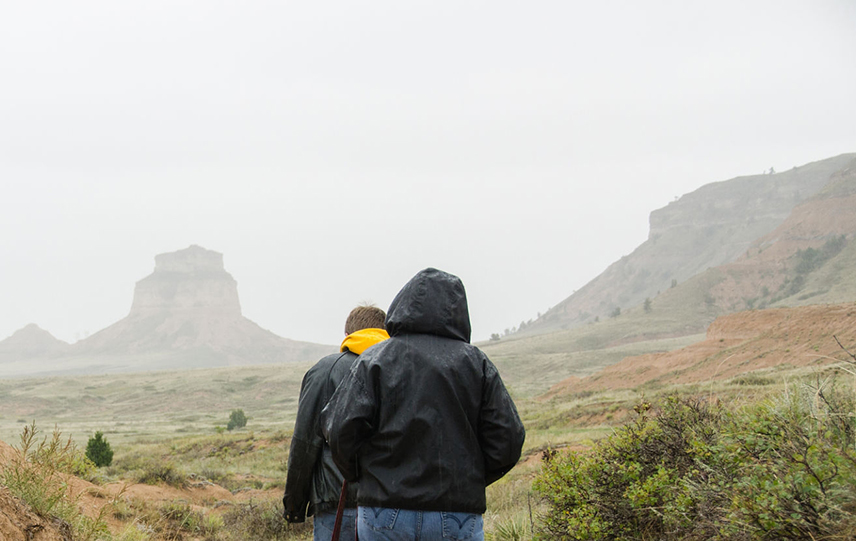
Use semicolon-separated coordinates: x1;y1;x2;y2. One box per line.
283;328;389;522
321;268;525;513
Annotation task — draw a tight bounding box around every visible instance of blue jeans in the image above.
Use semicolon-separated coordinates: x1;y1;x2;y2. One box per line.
357;507;484;541
313;508;357;541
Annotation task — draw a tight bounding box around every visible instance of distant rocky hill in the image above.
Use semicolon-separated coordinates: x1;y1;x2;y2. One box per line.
0;324;69;364
526;153;856;336
482;155;856;396
0;246;334;377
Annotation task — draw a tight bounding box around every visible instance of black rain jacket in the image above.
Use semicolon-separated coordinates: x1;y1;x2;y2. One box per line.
283;350;358;522
320;268;525;513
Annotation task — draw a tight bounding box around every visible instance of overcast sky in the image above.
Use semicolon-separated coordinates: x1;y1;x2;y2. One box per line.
2;1;855;346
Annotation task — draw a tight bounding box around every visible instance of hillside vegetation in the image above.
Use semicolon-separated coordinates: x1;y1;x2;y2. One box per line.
525;153;856;337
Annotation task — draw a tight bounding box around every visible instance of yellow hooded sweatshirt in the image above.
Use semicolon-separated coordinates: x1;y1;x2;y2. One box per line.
340;327;390;355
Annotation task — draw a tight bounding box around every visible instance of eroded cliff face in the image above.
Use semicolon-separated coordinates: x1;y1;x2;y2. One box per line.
530;153;856;334
0;246;334;377
705;160;856;310
129;245;241;316
26;245;337;374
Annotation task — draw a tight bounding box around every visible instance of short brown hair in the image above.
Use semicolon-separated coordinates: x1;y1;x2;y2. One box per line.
344;305;387;335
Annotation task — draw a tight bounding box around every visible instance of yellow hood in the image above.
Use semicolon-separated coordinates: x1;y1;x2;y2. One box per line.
340;328;390;355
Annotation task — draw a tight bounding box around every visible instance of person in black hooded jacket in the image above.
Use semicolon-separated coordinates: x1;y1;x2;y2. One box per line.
321;268;525;541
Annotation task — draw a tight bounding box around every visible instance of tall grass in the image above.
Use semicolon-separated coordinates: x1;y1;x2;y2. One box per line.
0;422;116;540
217;500;312;541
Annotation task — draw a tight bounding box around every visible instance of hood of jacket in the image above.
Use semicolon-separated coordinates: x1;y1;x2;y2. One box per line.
385;268;471;343
340;328;390;355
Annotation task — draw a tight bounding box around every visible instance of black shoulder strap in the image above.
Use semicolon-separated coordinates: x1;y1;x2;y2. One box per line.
325;351;353;399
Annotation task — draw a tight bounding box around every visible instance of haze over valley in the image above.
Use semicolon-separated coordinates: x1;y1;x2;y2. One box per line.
2;2;856;539
2;152;855;384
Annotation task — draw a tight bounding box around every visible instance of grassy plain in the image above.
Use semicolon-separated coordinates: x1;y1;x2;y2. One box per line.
5;312;849;539
0;362;313;447
0;336;637;539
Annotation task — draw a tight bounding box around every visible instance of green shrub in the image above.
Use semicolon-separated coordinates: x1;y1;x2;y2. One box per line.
157;501;212;537
86;431;114;467
723;379;856;539
121;498;220;540
793;235;847;276
534;397;726;540
534;381;856;540
135;460;188;488
110;450;188;488
731;374;775;386
227;409;248;431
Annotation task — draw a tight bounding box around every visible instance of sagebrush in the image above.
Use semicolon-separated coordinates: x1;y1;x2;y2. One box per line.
535;376;856;540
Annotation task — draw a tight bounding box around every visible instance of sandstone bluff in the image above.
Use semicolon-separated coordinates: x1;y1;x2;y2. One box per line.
0;246;334;377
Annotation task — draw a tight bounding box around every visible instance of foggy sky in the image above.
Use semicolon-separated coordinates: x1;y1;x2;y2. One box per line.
2;1;855;346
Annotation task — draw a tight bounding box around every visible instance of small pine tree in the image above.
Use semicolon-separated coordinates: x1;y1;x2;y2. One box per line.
643;297;652;313
85;431;114;467
227;409;248;431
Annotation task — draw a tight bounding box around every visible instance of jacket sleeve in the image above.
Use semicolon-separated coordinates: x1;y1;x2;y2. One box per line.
283;365;327;523
320;359;377;482
478;357;526;486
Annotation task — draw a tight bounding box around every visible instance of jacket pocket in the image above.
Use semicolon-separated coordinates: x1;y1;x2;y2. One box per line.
359;507;399;531
441;512;482;540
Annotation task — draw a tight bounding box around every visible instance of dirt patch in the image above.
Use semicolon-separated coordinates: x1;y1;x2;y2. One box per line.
0;486;73;541
1;438;274;538
546;302;856;397
0;439;15;463
231;487;282;503
1;439;126;534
